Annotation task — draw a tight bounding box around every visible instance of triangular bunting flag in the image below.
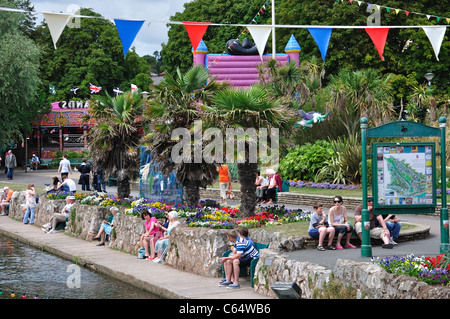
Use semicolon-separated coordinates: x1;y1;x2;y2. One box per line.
307;28;332;61
422;27;446;61
247;25;272;60
365;28;389;61
183;21;211;54
114;19;145;57
42;12;73;49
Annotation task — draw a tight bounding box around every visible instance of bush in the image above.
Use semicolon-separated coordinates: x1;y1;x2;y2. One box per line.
279;140;334;181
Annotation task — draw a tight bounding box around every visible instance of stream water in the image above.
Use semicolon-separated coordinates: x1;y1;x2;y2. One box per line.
0;234;161;299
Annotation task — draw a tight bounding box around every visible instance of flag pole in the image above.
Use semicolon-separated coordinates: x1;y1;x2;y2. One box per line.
272;0;276;59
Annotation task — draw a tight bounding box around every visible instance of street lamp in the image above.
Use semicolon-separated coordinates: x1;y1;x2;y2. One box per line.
424;72;435;88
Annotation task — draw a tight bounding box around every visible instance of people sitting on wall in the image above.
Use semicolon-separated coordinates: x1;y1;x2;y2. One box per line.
151;211;179;263
261;169;282;204
30;154;40;170
93;206;119;246
41;196;76;234
255;171;268;203
57;175;77;193
46;176;62;194
1;186;14;216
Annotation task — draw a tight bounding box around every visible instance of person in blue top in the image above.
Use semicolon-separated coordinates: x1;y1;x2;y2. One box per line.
219;229;259;289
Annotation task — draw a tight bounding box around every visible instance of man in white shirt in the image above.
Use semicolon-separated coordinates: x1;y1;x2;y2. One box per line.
58;154;72;178
58;175;77;193
42;196;76;234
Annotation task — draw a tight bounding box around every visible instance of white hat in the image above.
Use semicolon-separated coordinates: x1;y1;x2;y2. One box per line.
67;196;76;200
266;169;275;175
3;186;9;190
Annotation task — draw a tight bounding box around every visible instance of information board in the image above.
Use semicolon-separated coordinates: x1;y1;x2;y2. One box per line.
372;142;436;212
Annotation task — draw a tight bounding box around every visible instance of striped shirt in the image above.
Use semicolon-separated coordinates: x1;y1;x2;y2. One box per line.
234;238;259;259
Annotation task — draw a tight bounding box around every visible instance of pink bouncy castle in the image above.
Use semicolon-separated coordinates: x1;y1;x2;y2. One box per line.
193;35;301;89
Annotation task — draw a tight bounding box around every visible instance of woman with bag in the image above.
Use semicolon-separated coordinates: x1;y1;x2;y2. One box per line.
77;159;91;191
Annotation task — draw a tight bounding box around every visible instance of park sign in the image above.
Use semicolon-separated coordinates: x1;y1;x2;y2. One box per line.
372;142;436;214
360;117;449;256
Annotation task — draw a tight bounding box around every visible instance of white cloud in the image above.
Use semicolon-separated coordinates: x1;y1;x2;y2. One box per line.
31;0;190;56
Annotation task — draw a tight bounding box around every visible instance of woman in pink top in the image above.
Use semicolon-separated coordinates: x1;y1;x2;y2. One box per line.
139;210;160;259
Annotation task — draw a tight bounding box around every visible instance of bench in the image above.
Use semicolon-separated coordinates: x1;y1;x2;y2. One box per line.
108;176;117;187
69;158;83;166
221;242;269;287
27;158;52;170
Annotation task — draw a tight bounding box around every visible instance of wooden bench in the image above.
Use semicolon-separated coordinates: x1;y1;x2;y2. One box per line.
221;242;269;287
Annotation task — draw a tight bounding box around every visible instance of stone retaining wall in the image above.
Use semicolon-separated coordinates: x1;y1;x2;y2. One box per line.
8;192;448;299
254;250;450;299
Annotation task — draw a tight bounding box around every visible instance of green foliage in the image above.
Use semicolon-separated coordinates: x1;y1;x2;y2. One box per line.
35;8;152;102
279;140;334;181
0;0;42;148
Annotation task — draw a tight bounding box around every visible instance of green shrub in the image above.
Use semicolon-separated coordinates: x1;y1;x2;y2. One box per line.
279;140;334;181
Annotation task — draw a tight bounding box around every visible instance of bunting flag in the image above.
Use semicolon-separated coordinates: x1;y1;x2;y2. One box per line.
246;25;272;61
131;84;138;92
183;21;211;54
113;87;123;96
114;19;145;57
49;84;56;95
70;86;79;96
421;27;446;61
90;83;102;94
365;27;389;61
307;28;332;61
42;12;73;49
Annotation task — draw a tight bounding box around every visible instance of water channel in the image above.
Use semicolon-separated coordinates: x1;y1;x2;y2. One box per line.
0;234;161;299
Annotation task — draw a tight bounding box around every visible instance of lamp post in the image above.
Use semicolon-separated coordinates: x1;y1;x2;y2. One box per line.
424;72;435;88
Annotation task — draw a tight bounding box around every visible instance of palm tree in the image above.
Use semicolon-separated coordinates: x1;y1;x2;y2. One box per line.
84;91;145;198
209;85;293;217
327;68;394;137
143;65;227;206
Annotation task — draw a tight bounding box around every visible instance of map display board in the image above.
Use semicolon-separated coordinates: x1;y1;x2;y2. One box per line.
372;143;436;212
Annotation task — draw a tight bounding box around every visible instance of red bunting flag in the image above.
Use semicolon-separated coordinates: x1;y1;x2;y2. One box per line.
183;21;211;54
365;28;389;61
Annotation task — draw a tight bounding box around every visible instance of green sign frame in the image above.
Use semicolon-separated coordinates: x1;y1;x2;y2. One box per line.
360;117;448;257
372;142;437;215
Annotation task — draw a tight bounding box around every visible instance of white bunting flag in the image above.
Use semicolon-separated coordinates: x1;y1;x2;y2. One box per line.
42;12;73;49
246;25;272;61
421;26;447;61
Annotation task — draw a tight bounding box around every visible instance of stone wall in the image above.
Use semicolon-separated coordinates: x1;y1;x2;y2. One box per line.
254;249;450;299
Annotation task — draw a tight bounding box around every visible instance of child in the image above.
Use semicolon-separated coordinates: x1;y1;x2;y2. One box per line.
308;202;336;251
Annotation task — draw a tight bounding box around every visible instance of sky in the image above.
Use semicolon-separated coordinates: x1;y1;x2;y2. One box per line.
30;0;191;57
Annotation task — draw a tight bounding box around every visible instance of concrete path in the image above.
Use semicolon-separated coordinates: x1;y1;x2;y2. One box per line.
0;216;270;299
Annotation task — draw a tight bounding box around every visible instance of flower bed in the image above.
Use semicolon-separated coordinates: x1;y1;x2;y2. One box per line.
45;192;311;230
372;253;450;286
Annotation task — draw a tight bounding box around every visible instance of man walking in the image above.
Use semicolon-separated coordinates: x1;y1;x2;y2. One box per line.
5;150;17;180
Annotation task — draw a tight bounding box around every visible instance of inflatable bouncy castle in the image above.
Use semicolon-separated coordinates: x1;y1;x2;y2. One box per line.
193;34;301;89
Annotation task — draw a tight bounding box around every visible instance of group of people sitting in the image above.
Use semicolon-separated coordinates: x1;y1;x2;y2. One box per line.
308;196;402;251
137;204;180;263
255;169;282;204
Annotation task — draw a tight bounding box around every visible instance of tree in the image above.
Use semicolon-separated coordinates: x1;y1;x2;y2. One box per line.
85;91;145;198
210;85;293;217
143;65;227;206
0;0;42;149
327;68;394;137
35;8;151;101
